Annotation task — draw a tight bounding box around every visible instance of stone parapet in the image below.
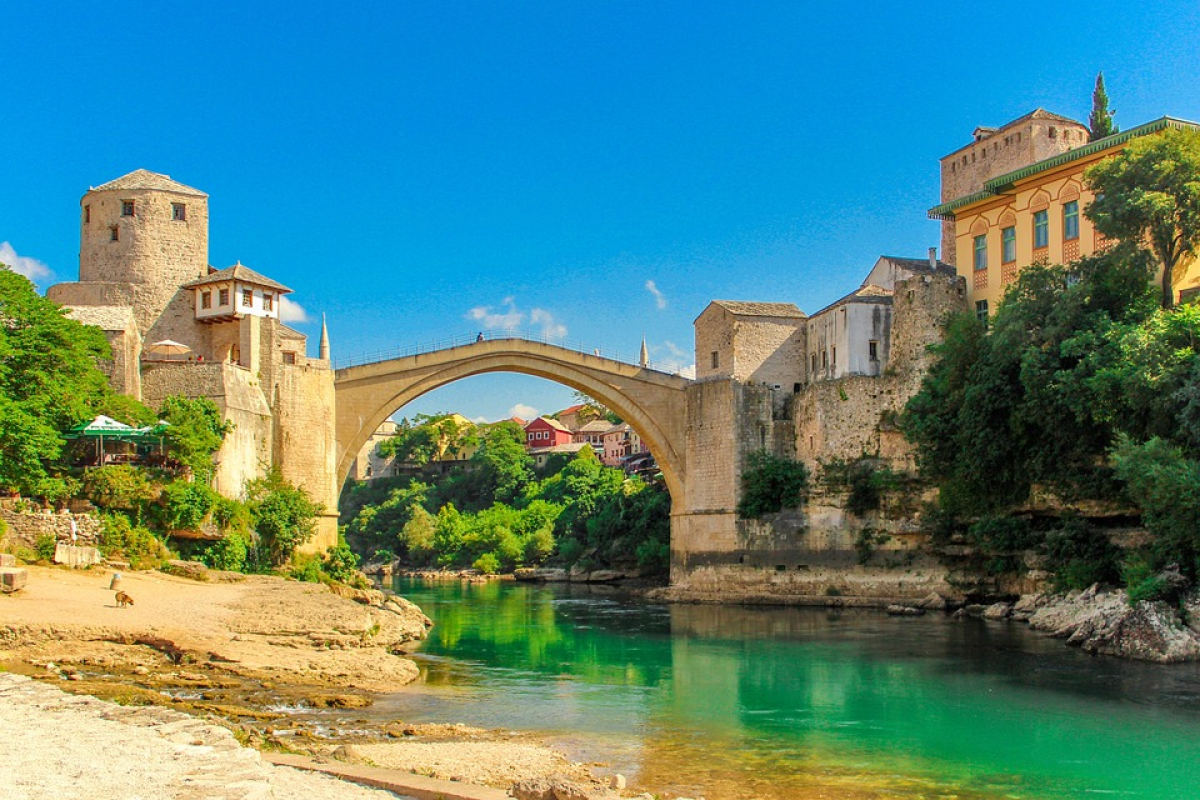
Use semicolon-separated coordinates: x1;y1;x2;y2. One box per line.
0;510;102;549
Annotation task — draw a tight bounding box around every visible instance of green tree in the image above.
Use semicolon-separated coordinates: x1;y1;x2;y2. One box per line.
1088;72;1118;142
0;268;115;495
160;395;233;482
469;421;533;505
1086;127;1200;308
246;468;323;566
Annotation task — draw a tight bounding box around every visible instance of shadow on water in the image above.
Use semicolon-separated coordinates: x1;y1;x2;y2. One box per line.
380;578;1200;799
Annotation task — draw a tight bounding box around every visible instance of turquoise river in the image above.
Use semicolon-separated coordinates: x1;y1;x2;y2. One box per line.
375;578;1200;799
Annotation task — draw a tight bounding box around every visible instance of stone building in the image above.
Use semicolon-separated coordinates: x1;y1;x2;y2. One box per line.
930;114;1200;313
805;253;956;383
47;170;339;550
936;109;1089;265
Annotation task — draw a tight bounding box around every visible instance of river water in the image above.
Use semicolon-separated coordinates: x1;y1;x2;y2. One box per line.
379;578;1200;799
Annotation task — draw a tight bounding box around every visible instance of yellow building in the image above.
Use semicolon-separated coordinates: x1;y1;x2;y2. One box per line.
929;115;1200;318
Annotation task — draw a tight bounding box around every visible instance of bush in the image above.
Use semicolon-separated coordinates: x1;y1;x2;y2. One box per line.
1042;516;1120;590
288;552;324;583
201;527;250;572
84;466;156;515
161;481;218;530
558;537;584;565
34;534;56;562
246;469;322;566
737;451;809;518
473;552;500;575
322;541;361;584
98;513;170;570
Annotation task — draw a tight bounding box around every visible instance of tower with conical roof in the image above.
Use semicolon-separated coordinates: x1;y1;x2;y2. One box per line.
76;169;209;333
639;336;649;368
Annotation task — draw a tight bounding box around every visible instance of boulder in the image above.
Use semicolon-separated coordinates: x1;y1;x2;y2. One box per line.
534;568;570;582
587;570;622;583
982;602;1012;621
0;566;28;593
886;604;924;617
0;553;15;567
917;592;947;611
160;560;209;582
514;568;539;581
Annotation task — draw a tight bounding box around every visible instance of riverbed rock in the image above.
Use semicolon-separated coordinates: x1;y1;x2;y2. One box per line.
917;592;947;611
160;560;209;582
511;776;618;800
1011;593;1049;621
1029;586;1200;663
886;604;924;616
587;570;622;583
982;602;1012;621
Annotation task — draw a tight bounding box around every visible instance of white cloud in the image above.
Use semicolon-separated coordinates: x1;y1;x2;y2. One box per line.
278;296;310;323
465;299;568;339
467;297;523;330
660;340;690;362
645;279;667;310
530;308;567;339
0;242;52;284
507;403;538;421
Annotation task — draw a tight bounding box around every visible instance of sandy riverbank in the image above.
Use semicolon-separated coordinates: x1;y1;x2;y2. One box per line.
0;565;609;797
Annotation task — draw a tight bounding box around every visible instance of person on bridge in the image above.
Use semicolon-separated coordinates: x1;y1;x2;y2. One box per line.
476;332;484;342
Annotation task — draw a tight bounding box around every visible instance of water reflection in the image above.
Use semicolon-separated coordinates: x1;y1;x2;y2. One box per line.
386;578;1200;799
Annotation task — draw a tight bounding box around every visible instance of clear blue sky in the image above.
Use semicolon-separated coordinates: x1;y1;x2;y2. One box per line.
4;2;1199;422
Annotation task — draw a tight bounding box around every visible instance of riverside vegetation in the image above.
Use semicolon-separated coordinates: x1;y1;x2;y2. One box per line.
340;415;671;578
0;266;347;584
902;127;1200;604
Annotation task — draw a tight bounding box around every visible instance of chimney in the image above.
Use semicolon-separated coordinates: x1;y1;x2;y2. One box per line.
928;247;938;270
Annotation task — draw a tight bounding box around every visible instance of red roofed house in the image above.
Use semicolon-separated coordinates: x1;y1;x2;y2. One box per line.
524;416;573;450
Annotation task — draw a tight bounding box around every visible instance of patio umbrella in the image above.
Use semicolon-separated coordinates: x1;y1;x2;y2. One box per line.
65;415;137;461
146;339;192;359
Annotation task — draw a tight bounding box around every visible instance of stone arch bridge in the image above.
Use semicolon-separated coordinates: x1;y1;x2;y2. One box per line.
333;337;693;502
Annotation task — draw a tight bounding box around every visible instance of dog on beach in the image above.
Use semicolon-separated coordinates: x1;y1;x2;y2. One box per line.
115;590;134;608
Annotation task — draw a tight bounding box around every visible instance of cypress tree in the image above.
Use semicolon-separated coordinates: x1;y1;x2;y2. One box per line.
1089;72;1118;142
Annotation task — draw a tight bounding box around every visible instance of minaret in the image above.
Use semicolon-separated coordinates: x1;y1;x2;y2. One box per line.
639;336;649;368
319;314;330;361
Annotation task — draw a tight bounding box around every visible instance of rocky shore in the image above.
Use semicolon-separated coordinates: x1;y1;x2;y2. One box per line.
0;565;618;799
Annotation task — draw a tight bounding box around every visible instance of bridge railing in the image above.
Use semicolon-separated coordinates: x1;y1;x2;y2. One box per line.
333;329;695;377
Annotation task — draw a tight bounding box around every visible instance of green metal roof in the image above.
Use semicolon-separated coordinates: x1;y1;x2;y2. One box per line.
927;116;1200;220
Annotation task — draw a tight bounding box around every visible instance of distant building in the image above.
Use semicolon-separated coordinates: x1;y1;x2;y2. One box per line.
349;420;400;481
529;442;592;469
572;420;610;455
524;416;573;450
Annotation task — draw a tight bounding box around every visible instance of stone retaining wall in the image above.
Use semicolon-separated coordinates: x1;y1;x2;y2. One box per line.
0;510;102;549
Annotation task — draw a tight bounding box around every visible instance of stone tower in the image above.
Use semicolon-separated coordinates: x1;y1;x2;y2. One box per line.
77;170;209;334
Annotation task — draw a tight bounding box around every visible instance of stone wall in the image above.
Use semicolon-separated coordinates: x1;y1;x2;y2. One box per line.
272;361;339;552
1;510;102;549
694;304;806;391
141;362;274;499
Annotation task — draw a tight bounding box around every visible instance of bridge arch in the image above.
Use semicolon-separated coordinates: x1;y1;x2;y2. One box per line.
334;340;691;504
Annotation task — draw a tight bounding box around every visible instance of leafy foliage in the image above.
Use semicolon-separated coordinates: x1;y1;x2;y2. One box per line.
342;421;672;576
1086;127;1200;308
83;465;156;517
247;468;323;566
736;451;809;518
380;413;478;465
0;268;125;496
98;513;170;570
160;395;233;482
160;480;219;530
